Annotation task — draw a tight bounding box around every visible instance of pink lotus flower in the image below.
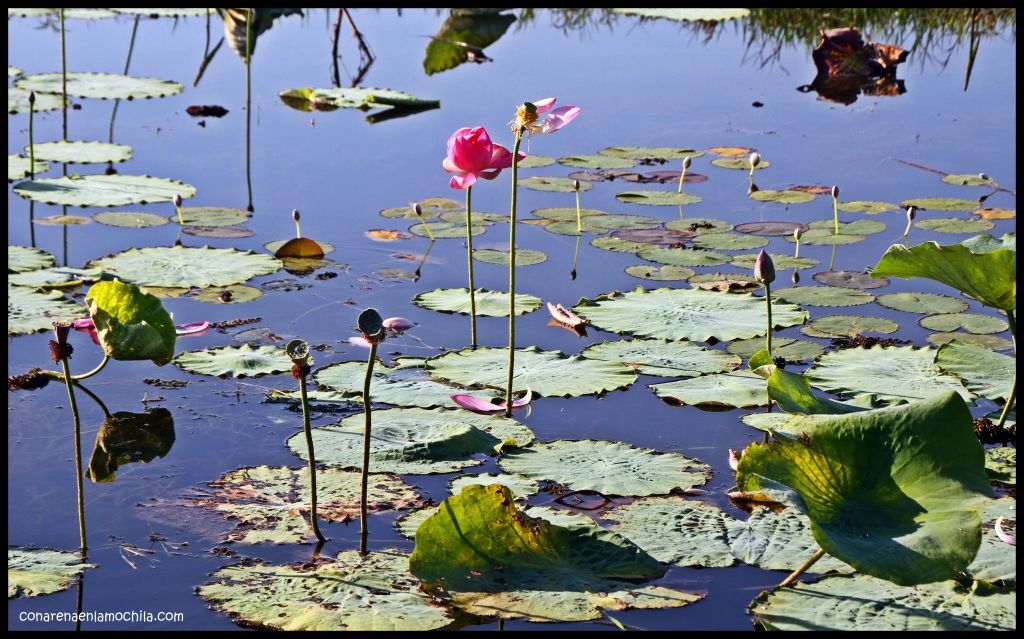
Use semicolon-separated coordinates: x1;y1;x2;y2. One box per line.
530;97;581;134
451;390;532;414
443;126;524;190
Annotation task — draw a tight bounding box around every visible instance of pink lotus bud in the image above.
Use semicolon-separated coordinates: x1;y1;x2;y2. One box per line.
173;193;183;208
754;249;775;285
383;317;415;333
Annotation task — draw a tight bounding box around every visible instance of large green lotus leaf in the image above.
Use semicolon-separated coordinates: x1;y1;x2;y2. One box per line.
773;286;875;307
872;240;1016;311
901;197;979;211
8;245;55;273
749;189;816;205
8;154;49;180
612;8;749;20
425;346;637;397
531;206;607;221
14;174;195;207
737;391;992;585
287;407;534;475
8;266;103;289
727;337;822;363
8;87;67;114
410;485;702;622
8;284;86;334
86;408;175;483
730;252;819;270
600;145;703;160
836;200;899;214
473;248;546;266
15;72;183;100
92;211;170;228
191;466;422;544
652;370;768;408
806;346;974;405
397;500;590;541
26;141;131;164
279;86;440;111
766;368;869;416
559;154;636;169
413;288;541;317
86;280;176;365
582;338;740;377
934;341;1015;402
692;232;768;250
87;246;280;288
916;217;994;234
499;440;709;496
960;232;1015;254
920;312;1008;334
8;548;94;599
752;574;1015;631
615;190;703;206
573;287;808;342
517;176;591;192
636;247;732;266
928;332;1014;351
801;314;899;338
876;291;969;314
625;264;695;280
174;344;292;378
984;448;1015;485
199;551;452;630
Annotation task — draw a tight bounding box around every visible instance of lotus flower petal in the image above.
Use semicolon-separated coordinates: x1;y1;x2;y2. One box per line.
995;517;1016;546
538;105;581;134
532;97;557;113
175;321;210;336
383;317;415;333
451;390;532;414
348;336;373;348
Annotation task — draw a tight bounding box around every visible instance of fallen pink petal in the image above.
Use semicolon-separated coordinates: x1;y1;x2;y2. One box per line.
546;302;586;328
995;516;1016;546
348;336;373;348
728;448;742;471
451;390;531;414
383;317;416;333
539;104;581;133
175;321;210;336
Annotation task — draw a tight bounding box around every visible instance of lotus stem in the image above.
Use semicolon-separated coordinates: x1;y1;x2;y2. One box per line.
60;357;87;552
60;8;67;141
574;178;582;235
41;353;110;383
465;186;477;349
831;186;840;235
244;8;254;213
359;340;379;556
677;156;690;194
298;374;326;543
506;128;524;417
570;233;581;280
414;239;434;280
28;92;36;179
996;309;1016;428
764;282;773;356
777;547;825;588
411;202;434;241
292;209;301;239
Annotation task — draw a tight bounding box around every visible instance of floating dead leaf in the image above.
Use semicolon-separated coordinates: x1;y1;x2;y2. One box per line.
567;171;610;183
788;185;832;195
274;237;325;259
972;208;1015;221
366;229;413;242
185;105;228;117
708;146;755;157
609;228;694;245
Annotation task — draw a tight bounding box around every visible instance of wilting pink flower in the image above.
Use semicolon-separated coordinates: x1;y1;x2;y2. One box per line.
442;126;524;190
530;97;581;134
348;336;373;349
383;317;415;333
754;249;776;285
451;391;531;414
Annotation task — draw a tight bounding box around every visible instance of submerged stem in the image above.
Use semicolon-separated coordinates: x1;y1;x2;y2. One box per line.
359;341;378;556
299;375;326;543
60;357;87;552
506;129;524;417
465;186;477;349
778;547;825;588
996;310;1016;428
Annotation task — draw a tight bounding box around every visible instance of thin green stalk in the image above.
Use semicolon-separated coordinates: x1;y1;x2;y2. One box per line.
244;8;253;213
676;159;688;194
574;184;582;234
777;548;825;588
41;353;110;383
832;194;839;235
28;92;35;179
505;129;524;416
465;185;477;349
60;8;67;141
996;310;1015;428
764;282;773;355
60;357;87;552
299;375;326;543
359;341;379;556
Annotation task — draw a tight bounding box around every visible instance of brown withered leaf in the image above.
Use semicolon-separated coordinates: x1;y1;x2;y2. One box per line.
804;28;909;105
693;279;759;292
274;237;326;258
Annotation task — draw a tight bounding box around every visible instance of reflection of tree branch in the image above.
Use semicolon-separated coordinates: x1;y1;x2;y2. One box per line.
330;8;343;88
107;14;140;174
193;7;224;88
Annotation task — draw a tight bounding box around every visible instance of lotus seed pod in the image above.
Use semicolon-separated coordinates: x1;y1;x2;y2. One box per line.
979;173;990;181
411;202;423;217
907;206;917;222
792;270;800;284
754;249;776;285
285;338;310;365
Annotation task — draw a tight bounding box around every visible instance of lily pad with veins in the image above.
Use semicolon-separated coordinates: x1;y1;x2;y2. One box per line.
87;246;281;288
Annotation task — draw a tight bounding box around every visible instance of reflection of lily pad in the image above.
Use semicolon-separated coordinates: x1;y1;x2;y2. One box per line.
916;217;994;234
652;370;768;408
427;346;637;398
773;286;875;307
876;291;968;314
517;176;591;192
413;288;541;316
919;313;1008;334
582;338;740;377
901;197;980;211
26;141;131;164
625;264;695;280
574;287;807;342
615;190;702;206
14;174;195;207
8;284;86;334
16;72;184;100
727;337;823;363
8;548;94;599
92;211;170;228
801;314;899;338
87;246;281;288
174;344;292;378
8;245;55;273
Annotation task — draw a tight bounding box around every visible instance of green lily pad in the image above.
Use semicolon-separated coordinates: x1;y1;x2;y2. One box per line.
652;370;769;408
449;473;540;502
600;146;704;161
26;141;132;164
582;338;741;377
425;346;637;397
190;285;263;304
399;496;583;541
934;341;1015;402
927;332;1014;351
734;221;808;236
711;157;770;170
625;264;696;280
901;197;979;211
665;217;734;234
92;211;170;228
813;270;889;289
637;247;732;266
8;284;86;334
615;190;703;206
8;245;55;273
14;174;195;207
174;344;292;378
200;551;453;630
87;246;280;288
591;237;651;254
517;176;592;192
738;391;992;585
806;345;974;405
727;337;822;363
176;206;249;227
749;189;816;204
773;286;875;307
9;65;23;77
612;8;750;21
379;197;457;219
916;217;995;234
8;548;93;599
86;280;176;365
279;86;440;111
581;213;662;230
574;287;808;342
876;291;969;314
472;248;546;266
559;154;635;169
438;210;506;224
16;72;183;100
920;313;1009;334
836;200;899;214
531;206;608;221
8;266;101;289
766;368;870;416
942;173;995;187
967;497;1016;585
8;154;49;180
752;574;1015;630
517;154;556;169
413;288;541;317
8;87;67;114
190;465;422;544
287;407;533;474
741;412;796;431
499;440;709;497
730;252;819;270
692;233;769;251
984;450;1015;486
113;8;215;17
408;221;485;239
410;485;702;622
801;314;899;338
